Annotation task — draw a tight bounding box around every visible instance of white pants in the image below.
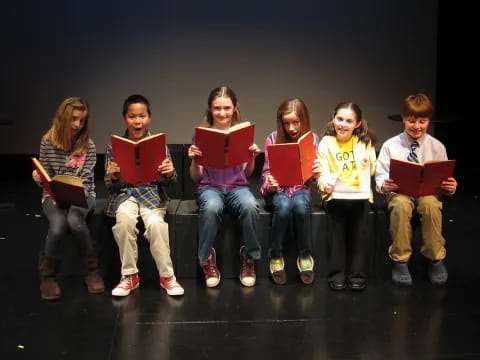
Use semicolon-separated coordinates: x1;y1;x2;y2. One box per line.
112;197;174;278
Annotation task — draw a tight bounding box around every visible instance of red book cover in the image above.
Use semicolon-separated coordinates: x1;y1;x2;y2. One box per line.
111;133;166;186
389;158;455;197
195;122;255;168
32;157;88;208
267;131;316;186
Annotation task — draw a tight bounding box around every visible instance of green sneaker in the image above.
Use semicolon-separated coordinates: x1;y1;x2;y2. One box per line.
269;257;287;285
297;255;315;285
269;257;285;273
297;255;314;272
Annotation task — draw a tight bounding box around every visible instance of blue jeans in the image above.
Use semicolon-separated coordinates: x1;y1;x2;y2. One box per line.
42;195;95;257
196;186;261;261
266;189;312;258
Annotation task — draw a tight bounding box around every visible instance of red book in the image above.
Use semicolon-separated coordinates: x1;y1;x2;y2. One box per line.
111;133;166;186
266;131;316;186
32;157;88;208
194;122;255;168
389;158;456;197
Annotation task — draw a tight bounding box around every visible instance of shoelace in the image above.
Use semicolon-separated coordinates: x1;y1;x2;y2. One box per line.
203;262;218;276
118;276;134;289
242;259;255;276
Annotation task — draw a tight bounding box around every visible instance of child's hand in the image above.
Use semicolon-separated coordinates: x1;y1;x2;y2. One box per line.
361;157;369;168
158;158;174;178
249;144;261;157
441;177;457;194
267;174;279;192
312;158;321;178
107;161;121;180
32;170;42;184
325;183;335;194
188;145;202;160
381;178;398;193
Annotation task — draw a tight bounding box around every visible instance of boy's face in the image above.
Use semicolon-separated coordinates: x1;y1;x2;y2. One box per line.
124;103;151;141
402;115;429;140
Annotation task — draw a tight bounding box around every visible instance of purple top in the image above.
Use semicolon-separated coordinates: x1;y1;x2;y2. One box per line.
198;165;249;191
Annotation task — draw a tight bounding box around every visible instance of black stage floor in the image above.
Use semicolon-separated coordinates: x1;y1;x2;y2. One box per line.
1;183;480;360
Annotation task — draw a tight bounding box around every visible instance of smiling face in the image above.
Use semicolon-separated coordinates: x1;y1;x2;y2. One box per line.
282;112;301;141
124;103;151;141
333;108;361;143
210;96;235;130
403;115;429;140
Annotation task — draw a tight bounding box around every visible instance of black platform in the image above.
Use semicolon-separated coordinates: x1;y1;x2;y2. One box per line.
1;161;480;359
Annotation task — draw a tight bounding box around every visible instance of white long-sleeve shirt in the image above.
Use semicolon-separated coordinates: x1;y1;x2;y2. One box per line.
375;131;448;194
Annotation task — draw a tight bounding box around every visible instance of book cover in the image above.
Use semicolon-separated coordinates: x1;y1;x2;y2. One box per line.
389;158;456;197
266;131;316;186
194;122;255;168
111;133;167;186
32;157;88;208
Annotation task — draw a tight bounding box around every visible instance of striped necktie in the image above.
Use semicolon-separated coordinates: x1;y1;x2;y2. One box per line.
407;140;419;163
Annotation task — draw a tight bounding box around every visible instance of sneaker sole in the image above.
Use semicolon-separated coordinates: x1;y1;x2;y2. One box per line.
206;275;221;288
239;276;256;287
111;282;139;297
160;285;185;296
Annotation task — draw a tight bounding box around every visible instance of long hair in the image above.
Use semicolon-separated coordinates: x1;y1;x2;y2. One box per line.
200;86;241;127
275;98;311;144
43;97;90;155
325;102;376;146
402;93;434;118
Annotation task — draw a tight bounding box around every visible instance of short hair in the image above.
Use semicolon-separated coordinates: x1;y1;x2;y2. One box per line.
402;93;434;118
122;94;151;116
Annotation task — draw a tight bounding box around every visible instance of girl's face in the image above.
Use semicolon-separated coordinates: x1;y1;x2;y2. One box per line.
403;115;429;140
282;112;301;141
333;108;360;143
210;96;235;130
70;109;87;136
124;103;151;141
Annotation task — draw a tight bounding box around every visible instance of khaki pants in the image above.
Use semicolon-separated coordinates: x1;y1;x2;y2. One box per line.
112;197;173;278
387;194;446;262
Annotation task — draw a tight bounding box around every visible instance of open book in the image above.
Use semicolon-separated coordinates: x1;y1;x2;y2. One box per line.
111;133;167;186
32;157;88;208
389;158;456;197
266;131;316;186
194;122;255;168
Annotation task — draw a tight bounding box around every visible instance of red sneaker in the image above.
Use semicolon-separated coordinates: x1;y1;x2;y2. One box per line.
160;276;185;296
111;273;140;297
201;248;221;288
239;246;256;287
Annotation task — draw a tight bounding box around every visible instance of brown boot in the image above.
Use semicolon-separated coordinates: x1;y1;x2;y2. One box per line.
84;253;105;294
38;253;61;300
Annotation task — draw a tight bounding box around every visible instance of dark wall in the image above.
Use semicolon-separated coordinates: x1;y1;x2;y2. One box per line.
1;1;438;153
435;2;476;191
